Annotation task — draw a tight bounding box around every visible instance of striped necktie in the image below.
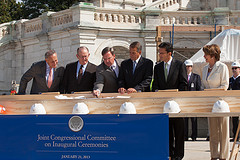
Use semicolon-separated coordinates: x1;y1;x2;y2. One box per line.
47;68;53;88
78;65;83;84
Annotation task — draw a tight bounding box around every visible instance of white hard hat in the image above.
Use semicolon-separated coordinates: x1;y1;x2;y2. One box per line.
212;100;230;113
231;61;240;68
72;103;89;114
184;59;193;66
163;100;181;113
29;103;46;114
119;102;136;114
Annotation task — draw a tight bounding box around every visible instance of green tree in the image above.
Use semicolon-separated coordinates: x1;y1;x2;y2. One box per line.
0;0;22;24
21;0;92;19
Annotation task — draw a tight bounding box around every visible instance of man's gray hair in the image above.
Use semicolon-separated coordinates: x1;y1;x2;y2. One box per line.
77;46;89;53
45;50;56;59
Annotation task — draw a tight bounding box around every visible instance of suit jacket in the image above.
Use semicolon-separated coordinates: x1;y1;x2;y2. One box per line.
188;73;202;91
152;59;187;91
202;61;229;90
93;60;120;93
19;61;64;94
118;56;153;92
63;61;96;93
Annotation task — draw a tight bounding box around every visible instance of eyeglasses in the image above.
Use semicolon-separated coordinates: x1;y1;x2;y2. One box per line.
103;56;113;61
232;67;239;70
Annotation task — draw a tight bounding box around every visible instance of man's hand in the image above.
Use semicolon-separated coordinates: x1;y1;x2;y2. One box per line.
118;88;126;94
93;89;100;97
127;88;137;93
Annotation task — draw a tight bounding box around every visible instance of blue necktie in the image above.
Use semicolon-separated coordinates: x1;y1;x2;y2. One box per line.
133;61;137;74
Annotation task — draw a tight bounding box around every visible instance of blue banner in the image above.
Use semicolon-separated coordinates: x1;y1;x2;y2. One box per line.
0;114;168;160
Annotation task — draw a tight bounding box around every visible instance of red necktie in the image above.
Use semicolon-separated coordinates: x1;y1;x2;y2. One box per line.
48;68;53;88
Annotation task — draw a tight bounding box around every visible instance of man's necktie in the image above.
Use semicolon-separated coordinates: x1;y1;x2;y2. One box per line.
78;65;83;84
133;61;137;74
164;63;168;81
111;66;117;77
47;68;53;88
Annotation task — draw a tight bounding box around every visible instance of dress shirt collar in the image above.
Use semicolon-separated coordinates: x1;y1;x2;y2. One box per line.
232;74;240;80
164;56;172;66
111;60;117;69
133;55;141;64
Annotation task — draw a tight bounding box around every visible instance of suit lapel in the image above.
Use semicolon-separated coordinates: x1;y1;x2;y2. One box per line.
132;57;144;78
104;63;116;78
41;62;48;87
167;59;176;82
51;67;59;88
159;62;167;85
135;57;143;72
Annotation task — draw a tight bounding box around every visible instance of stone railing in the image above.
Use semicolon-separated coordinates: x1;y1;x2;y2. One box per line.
0;23;11;38
160;11;215;25
51;9;73;27
139;0;180;11
160;10;240;26
2;3;240;44
24;18;42;33
94;8;143;24
229;10;240;25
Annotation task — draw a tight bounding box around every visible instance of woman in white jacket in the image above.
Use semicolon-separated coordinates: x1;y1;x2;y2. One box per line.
202;44;229;160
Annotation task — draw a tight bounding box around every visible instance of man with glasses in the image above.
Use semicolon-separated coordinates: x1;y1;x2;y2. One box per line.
63;46;96;93
93;47;120;97
228;61;240;141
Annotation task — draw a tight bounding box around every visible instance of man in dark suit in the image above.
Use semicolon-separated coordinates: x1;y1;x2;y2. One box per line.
19;50;64;94
63;46;96;93
152;42;187;160
228;61;240;141
93;47;120;97
184;59;202;141
118;41;153;93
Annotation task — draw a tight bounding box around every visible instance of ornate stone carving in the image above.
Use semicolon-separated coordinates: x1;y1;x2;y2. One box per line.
52;14;73;27
25;23;42;33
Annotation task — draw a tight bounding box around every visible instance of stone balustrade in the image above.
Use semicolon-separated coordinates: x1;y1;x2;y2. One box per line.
1;4;240;42
160;11;214;25
158;0;179;10
139;0;179;10
229;10;240;25
94;8;143;24
51;9;73;27
24;18;42;33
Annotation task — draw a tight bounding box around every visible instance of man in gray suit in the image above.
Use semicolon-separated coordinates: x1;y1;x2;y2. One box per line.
19;50;64;94
93;47;120;97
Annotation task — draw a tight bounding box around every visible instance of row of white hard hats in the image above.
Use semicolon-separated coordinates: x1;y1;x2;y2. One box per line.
185;59;240;68
29;100;230;114
163;100;230;113
29;102;137;114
